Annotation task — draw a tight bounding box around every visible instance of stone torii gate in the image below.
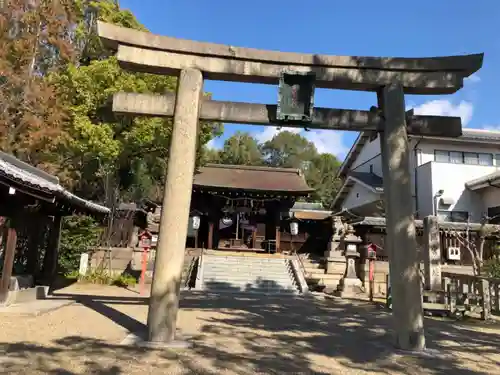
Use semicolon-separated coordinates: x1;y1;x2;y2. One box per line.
97;22;483;350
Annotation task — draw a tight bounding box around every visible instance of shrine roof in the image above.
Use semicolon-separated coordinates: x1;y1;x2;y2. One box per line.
0;151;110;215
193;164;314;194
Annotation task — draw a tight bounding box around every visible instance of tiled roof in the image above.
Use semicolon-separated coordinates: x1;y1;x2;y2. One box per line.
291;202;325;210
332;172;384;209
292;210;331;221
349;216;500;232
465;171;500;190
350;171;384;191
0;152;110;215
193;164;313;194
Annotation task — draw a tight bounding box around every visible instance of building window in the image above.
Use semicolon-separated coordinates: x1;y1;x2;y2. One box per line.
437;210;469;223
464;152;479;165
434;150;493;166
434;150;449;163
495;154;500;166
479;153;494;166
449;151;463;164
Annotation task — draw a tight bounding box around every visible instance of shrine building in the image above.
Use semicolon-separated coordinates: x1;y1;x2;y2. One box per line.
188;164;331;253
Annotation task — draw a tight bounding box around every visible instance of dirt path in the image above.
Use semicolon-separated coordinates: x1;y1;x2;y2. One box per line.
0;284;499;374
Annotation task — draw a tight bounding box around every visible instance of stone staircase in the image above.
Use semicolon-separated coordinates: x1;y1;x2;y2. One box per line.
145;254;198;288
198;253;300;295
300;256;345;292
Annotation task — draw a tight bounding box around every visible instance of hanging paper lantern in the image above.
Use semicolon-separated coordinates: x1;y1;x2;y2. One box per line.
192;215;201;230
290;221;299;236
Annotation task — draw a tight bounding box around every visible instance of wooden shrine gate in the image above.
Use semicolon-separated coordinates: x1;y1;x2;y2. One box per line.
97;21;483;350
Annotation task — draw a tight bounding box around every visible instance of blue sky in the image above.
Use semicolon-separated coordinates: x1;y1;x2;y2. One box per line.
120;0;499;160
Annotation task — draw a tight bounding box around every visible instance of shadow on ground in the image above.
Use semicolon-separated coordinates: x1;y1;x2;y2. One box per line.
0;281;499;374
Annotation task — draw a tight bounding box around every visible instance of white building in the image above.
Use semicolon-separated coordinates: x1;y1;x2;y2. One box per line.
333;129;500;223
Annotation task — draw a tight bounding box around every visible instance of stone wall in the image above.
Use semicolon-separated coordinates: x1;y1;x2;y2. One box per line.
87;247;202;276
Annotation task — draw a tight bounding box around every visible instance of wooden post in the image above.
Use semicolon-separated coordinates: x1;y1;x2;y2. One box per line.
369;257;375;302
275;226;281;253
207;222;214;249
41;215;63;283
480;278;491;320
0;227;17;304
494;282;500;314
448;279;457;316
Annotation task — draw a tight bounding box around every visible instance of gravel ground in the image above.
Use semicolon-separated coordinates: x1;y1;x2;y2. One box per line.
0;284;499;374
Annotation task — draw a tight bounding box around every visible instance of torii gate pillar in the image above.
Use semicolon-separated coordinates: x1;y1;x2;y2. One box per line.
379;83;425;351
147;69;203;343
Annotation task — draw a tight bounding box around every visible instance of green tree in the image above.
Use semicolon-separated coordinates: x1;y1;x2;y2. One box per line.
59;215;102;273
260;131;342;207
49;1;222;203
261;131;317;169
219;132;262;165
304;153;342;208
202;147;221;164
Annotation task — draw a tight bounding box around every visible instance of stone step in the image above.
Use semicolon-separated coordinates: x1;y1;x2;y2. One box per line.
202;287;298;295
204;255;288;262
202;281;297;290
9;285;49;304
200;254;299;295
203;276;293;285
204;266;291;273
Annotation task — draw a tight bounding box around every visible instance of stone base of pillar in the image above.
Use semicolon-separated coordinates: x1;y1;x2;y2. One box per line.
121;331;192;349
334;277;365;298
324;255;345;274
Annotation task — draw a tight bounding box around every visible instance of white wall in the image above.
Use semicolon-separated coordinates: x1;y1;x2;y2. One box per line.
419;162;491;221
351;135;382;175
343;135;500;220
481;187;500;211
342;183;380;210
416;162;433;217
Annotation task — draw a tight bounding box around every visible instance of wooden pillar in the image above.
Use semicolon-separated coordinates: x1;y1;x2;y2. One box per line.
378;82;425;351
357;228;369;286
275;226;281;253
26;216;42;276
0;226;17;304
207;222;214;249
41;215;63;283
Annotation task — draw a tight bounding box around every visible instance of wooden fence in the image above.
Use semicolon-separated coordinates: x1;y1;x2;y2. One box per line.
384;271;500;320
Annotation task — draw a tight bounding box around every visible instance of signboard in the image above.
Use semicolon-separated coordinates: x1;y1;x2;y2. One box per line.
79;253;89;276
276;71;316;123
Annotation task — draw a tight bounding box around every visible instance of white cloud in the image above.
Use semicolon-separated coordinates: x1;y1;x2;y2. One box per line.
252;126;349;159
302;130;349;158
253;126;301;143
465;74;481;83
481;124;500;131
205;138;218;149
411;99;474;127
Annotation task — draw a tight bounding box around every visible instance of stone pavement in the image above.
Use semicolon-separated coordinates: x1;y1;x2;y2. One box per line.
0;284;499;374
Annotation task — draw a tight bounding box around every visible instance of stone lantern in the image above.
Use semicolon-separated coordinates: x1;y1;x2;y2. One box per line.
324;216;345;274
335;224;364;298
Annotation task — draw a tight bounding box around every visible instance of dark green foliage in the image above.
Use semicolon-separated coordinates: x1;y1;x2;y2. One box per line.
59;215;102;273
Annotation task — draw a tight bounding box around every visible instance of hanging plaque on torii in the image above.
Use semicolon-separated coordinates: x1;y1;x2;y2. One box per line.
276;71;316;124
